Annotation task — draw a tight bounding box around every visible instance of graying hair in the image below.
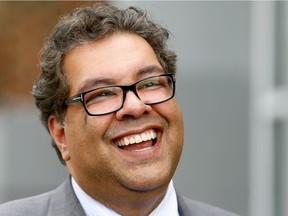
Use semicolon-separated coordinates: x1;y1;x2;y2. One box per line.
32;2;177;164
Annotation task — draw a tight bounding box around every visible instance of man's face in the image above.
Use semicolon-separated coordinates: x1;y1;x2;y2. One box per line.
51;33;184;196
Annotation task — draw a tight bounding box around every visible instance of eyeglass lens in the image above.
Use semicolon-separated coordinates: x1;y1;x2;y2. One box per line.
84;74;174;115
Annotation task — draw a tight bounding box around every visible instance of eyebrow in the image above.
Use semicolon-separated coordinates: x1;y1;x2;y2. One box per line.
136;65;165;79
77;77;115;93
77;65;165;93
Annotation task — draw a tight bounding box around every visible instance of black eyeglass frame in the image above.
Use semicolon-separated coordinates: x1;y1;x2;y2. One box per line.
64;73;176;116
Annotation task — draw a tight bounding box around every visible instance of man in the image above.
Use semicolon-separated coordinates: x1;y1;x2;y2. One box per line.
0;2;239;216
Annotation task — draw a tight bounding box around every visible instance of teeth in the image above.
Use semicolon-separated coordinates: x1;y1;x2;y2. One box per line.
124;137;129;145
146;132;151;140
141;133;148;141
135;135;142;143
151;130;157;139
129;137;136;144
115;129;157;147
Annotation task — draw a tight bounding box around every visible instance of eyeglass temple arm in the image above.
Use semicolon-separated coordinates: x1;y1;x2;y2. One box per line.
64;95;82;105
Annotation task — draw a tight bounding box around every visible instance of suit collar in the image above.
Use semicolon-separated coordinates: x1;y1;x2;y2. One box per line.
48;176;189;216
177;192;192;216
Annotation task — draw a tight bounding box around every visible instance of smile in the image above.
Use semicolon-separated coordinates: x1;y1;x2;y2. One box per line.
114;129;157;151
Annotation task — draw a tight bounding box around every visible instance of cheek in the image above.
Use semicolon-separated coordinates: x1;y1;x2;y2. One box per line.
65;113;115;153
155;99;183;127
68;111;114;134
65;115;116;174
166;100;184;148
171;105;184;148
154;99;184;144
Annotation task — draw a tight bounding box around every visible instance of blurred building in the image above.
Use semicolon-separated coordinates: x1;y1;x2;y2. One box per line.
0;0;92;204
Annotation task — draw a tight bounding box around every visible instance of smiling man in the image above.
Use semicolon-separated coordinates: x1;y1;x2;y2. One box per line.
56;32;184;215
0;2;239;216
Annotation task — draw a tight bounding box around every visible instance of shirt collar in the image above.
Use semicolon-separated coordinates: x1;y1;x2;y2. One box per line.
71;177;179;216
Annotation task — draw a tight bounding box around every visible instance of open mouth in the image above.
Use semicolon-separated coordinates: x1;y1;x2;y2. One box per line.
114;129;158;152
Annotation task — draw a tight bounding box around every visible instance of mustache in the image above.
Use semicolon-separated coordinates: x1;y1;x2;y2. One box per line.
104;116;167;138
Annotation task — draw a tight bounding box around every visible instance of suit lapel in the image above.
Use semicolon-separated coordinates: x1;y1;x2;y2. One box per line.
47;176;86;216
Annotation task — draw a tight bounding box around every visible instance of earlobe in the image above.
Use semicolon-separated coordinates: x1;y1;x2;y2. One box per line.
48;115;71;161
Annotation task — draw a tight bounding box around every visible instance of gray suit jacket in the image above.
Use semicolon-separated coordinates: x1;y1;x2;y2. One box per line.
0;177;239;216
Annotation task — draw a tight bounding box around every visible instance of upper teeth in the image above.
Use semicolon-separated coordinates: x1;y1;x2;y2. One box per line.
115;129;157;147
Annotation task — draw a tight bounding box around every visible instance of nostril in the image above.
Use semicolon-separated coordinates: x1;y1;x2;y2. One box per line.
121;108;150;119
115;100;152;120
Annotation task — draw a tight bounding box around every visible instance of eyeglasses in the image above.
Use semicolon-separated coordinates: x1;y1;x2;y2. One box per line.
64;73;176;116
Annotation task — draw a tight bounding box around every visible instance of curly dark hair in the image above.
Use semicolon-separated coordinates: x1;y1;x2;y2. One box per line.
32;2;177;164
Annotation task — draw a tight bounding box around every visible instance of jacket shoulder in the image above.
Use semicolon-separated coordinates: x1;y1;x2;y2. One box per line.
177;193;240;216
0;191;52;216
0;178;85;216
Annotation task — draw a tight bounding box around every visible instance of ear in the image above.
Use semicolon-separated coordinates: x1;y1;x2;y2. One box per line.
48;115;70;161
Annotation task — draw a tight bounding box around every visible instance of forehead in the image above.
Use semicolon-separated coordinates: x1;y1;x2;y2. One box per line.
63;33;163;94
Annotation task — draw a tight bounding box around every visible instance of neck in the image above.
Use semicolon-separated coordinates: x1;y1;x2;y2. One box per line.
73;176;170;216
108;188;167;216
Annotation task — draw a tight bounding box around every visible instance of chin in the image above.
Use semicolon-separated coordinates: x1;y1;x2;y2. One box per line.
122;170;173;193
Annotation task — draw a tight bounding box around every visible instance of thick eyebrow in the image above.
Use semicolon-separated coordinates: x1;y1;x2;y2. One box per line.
77;77;115;93
136;65;165;79
77;65;165;93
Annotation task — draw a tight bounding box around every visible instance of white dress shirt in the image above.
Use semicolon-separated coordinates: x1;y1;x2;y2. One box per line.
72;177;179;216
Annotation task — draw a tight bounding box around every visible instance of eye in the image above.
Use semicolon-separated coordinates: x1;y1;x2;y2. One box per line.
85;87;120;105
139;79;161;90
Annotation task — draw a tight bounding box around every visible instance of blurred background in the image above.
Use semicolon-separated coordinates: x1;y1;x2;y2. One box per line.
0;1;287;216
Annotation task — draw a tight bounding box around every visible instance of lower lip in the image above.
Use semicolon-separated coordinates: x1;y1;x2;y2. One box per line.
115;137;161;159
118;138;157;151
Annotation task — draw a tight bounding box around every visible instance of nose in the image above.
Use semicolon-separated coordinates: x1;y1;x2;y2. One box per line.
115;91;152;120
